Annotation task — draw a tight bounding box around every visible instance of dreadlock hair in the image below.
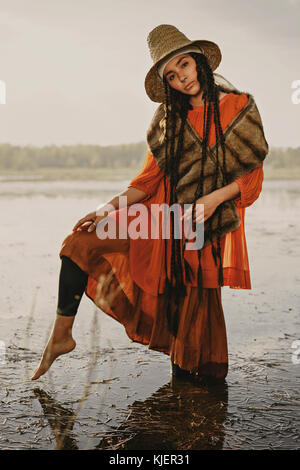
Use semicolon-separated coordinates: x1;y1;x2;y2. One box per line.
162;51;228;338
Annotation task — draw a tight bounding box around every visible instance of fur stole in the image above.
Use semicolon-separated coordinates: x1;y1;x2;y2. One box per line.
146;74;269;247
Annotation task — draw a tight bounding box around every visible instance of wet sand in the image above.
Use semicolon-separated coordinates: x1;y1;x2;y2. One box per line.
0;178;299;450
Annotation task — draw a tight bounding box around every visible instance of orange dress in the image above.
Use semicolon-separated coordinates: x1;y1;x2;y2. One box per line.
59;92;264;379
128;92;264;293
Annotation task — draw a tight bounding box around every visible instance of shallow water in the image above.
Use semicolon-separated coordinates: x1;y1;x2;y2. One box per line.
0;177;299;450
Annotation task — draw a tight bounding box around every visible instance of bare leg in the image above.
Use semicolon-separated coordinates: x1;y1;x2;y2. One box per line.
31;314;76;380
31;255;88;380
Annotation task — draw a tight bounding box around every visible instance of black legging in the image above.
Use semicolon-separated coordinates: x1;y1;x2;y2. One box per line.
56;255;88;317
57;256;194;375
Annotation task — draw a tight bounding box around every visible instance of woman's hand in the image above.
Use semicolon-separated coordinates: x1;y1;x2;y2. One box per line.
72;211;107;233
181;191;222;224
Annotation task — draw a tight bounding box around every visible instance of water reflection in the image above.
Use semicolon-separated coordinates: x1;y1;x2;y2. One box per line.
33;388;78;450
33;377;228;450
96;379;228;450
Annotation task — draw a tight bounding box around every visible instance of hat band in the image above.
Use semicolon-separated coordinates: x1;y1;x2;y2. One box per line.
157;45;204;80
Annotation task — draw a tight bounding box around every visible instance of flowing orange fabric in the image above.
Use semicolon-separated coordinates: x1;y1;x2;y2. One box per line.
59;92;264;377
59;227;228;377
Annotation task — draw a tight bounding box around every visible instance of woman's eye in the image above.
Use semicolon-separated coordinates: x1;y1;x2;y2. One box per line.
168;63;188;81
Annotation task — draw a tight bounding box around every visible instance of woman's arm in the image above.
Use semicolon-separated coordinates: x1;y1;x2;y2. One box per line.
98;186;148;216
182;181;240;224
213;181;241;206
73;186;148;232
73;151;164;233
232;165;264;209
185;165;263;224
215;164;265;209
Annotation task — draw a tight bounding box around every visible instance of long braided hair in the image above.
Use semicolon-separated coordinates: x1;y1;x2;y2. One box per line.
162;52;229;338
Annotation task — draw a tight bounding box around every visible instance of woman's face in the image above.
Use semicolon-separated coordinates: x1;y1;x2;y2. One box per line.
163;53;201;96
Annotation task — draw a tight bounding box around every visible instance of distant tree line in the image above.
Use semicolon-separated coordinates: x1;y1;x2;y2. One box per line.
0;142;147;171
264;147;300;168
0;142;299;171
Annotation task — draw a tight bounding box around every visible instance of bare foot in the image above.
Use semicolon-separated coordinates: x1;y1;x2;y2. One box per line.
31;336;76;380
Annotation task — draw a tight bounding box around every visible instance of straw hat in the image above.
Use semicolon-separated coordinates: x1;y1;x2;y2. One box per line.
145;24;222;103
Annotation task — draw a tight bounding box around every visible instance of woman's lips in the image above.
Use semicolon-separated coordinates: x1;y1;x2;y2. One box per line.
184;81;195;90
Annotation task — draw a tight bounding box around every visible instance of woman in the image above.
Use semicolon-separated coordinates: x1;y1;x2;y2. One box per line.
31;25;268;382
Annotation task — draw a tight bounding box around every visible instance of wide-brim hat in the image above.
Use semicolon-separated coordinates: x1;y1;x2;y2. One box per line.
145;24;222;103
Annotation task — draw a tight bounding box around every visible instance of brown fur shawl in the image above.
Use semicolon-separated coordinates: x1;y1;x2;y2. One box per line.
146;74;269;247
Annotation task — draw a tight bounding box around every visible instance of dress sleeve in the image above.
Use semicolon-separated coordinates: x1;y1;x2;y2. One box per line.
233;163;264;208
128;150;164;197
230;93;264;209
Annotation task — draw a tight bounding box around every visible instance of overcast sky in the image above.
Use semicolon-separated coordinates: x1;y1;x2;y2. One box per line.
0;0;299;148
